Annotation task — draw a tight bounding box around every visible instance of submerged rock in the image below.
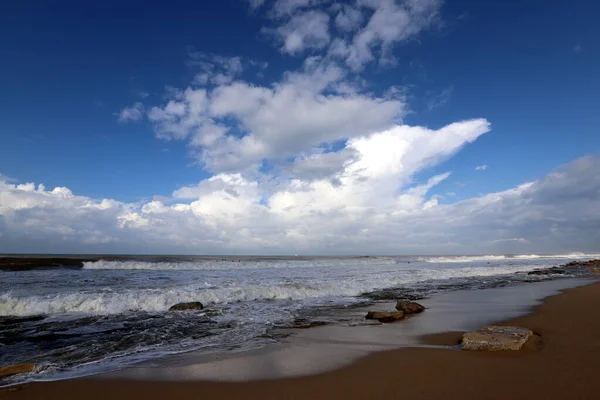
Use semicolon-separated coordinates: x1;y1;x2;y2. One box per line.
290;318;329;329
461;326;533;351
168;302;204;311
361;288;425;301
348;319;383;327
0;363;36;379
0;315;46;326
365;311;405;323
528;267;566;276
395;300;425;314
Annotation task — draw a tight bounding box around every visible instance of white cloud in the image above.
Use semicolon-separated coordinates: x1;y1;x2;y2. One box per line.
329;0;443;69
148;58;405;172
269;10;331;54
475;164;488;171
256;0;442;68
271;0;331;17
187;53;245;86
118;102;145;123
248;0;266;10
334;5;364;32
2;156;600;254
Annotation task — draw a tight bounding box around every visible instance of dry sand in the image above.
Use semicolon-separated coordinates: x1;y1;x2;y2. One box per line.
3;281;600;400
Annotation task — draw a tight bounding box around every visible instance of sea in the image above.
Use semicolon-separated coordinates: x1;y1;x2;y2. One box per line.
1;253;598;385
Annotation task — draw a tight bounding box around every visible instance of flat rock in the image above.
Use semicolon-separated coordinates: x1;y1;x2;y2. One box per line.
564;259;600;268
168;302;204;311
395;300;425;314
0;363;36;379
461;326;533;351
528;267;566;275
365;311;405;323
290;318;329;329
348;319;383;327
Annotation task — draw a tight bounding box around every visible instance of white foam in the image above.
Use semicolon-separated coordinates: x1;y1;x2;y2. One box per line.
419;253;600;263
419;255;507;263
83;257;399;271
1;263;550;316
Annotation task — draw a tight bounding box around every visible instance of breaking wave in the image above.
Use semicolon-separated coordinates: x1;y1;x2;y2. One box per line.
82;257;399;271
1;263;552;316
418;253;600;263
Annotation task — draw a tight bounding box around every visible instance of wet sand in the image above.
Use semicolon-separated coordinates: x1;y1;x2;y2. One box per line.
3;280;600;399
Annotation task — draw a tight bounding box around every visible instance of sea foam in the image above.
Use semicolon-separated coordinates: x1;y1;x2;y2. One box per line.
1;262;558;316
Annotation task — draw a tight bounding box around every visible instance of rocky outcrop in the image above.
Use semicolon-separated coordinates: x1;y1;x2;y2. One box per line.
0;363;36;379
395;300;425;314
291;318;328;329
461;326;533;351
528;267;566;275
365;311;405;323
348;319;383;326
564;259;600;268
563;259;600;275
169;302;204;311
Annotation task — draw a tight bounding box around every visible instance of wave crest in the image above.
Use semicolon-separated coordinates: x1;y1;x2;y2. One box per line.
418;253;600;263
1;263;555;316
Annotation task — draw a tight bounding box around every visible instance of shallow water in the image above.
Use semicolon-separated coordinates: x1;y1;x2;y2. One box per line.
0;253;596;385
109;277;595;382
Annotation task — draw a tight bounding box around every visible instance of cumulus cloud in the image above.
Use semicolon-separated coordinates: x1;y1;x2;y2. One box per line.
118;102;145;123
2;156;600;254
334;4;364;32
131;1;447;173
269;10;331;54
248;0;266;10
475;164;488;171
328;0;443;69
187;52;246;86
270;0;332;17
147;58;404;172
256;0;442;68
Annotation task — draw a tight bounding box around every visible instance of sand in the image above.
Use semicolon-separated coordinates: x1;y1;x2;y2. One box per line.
3;281;600;399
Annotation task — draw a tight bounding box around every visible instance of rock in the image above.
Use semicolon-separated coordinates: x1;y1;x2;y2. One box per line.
365;311;405;323
0;315;46;326
169;302;203;311
361;289;424;301
348;319;383;327
563;259;600;268
0;363;36;379
528;267;566;276
291;318;329;329
461;326;533;351
395;300;425;314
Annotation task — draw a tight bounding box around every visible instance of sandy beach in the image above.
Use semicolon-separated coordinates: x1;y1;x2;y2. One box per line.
3;279;599;399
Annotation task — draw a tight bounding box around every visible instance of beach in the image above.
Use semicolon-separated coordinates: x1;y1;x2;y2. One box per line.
3;277;599;399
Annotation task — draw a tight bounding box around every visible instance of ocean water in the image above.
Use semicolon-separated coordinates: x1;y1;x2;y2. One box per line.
0;253;597;385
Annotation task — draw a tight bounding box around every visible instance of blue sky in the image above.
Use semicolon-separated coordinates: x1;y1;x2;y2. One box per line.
1;0;599;254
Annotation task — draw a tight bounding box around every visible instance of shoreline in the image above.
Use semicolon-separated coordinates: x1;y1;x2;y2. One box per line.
3;278;600;399
104;277;593;382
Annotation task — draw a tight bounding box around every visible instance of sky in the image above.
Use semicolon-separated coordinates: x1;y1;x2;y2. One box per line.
0;0;599;255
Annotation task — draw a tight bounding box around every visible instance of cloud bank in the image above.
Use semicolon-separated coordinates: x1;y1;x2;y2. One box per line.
3;149;600;254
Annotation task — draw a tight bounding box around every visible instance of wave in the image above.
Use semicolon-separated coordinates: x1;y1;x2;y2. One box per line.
82;257;399;271
419;253;600;263
1;263;553;316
